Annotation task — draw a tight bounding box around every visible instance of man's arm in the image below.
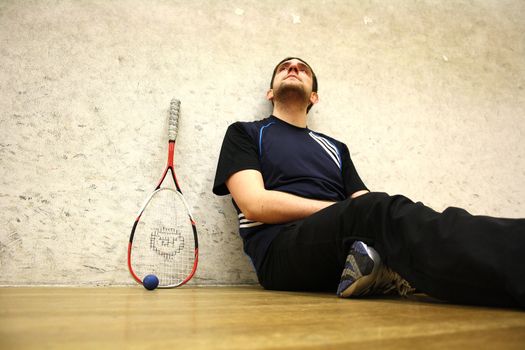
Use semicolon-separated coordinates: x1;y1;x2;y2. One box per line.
351;190;369;198
226;169;336;224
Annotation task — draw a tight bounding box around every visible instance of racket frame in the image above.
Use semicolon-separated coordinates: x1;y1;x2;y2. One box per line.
127;101;198;288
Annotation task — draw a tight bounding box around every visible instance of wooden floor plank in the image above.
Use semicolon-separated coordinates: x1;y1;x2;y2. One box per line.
1;286;524;349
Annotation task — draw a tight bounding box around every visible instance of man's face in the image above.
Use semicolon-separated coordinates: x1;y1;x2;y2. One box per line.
271;59;315;93
268;59;317;107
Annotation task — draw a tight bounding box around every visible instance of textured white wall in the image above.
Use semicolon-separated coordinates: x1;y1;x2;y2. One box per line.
0;0;523;286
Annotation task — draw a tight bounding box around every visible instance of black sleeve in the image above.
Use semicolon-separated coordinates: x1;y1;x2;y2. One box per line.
212;122;261;196
341;143;368;196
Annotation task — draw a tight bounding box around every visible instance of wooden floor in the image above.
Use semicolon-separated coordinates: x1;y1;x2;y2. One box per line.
1;286;525;349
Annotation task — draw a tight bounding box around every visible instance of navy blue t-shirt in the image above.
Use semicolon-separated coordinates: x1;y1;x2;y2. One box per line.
213;115;367;270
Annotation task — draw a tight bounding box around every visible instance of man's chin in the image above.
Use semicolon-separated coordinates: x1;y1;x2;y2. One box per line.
275;84;309;100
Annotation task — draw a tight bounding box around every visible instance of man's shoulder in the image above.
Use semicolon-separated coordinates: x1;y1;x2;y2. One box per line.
226;116;274;138
234;116;274;128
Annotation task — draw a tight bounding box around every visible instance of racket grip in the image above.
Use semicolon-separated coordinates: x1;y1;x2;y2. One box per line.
168;99;181;141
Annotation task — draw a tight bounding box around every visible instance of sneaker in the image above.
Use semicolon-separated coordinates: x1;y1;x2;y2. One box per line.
337;241;414;298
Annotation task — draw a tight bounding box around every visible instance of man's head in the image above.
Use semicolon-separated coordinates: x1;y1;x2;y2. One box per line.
268;57;318;113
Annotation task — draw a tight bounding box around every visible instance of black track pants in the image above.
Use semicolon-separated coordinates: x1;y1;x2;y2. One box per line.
257;192;525;307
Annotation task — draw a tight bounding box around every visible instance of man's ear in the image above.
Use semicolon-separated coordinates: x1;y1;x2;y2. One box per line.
266;89;274;102
310;91;319;105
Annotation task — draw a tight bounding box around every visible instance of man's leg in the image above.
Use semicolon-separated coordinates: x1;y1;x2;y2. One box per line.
351;192;525;307
257;192;525;307
256;195;406;293
256;198;368;292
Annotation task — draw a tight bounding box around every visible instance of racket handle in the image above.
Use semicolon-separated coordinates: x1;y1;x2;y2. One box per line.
169;98;181;141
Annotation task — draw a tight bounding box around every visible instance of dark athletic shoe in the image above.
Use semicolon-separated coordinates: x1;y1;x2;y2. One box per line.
337;241;414;298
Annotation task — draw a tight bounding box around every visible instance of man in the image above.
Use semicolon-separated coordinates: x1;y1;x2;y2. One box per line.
213;57;525;307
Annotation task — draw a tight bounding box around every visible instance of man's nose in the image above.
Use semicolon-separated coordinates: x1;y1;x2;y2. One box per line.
287;63;299;73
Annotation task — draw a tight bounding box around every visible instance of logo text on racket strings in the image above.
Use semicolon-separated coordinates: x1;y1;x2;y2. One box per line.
150;226;185;259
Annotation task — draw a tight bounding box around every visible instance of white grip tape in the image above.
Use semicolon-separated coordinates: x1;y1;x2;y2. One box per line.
168;99;181;141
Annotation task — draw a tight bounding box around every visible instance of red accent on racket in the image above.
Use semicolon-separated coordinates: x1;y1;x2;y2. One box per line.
127;99;198;288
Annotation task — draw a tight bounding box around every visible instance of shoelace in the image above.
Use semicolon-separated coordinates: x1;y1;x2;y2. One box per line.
364;265;415;296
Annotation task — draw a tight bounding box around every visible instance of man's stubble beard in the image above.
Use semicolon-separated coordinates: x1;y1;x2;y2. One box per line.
273;82;310;107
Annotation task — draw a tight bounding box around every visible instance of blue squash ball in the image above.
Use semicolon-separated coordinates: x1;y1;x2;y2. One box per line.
143;274;159;290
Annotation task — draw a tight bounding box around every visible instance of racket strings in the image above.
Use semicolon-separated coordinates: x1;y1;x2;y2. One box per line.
131;188;195;287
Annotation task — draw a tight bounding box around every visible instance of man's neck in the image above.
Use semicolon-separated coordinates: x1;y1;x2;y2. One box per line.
272;103;308;128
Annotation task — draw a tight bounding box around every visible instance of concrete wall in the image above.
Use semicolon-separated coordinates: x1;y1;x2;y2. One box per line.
1;0;523;286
